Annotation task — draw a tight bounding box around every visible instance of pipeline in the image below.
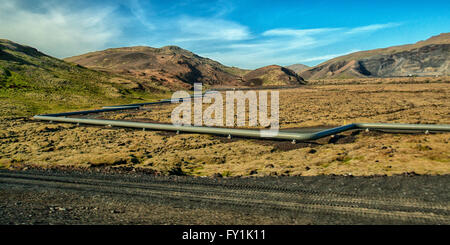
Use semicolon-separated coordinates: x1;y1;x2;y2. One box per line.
33;108;450;142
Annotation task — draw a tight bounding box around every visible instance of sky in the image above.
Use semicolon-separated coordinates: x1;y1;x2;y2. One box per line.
0;0;449;69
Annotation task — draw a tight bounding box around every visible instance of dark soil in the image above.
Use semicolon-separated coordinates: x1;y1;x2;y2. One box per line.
0;169;448;225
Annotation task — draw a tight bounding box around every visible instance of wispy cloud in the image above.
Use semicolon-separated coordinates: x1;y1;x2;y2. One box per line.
129;0;156;30
298;50;361;63
0;0;121;58
173;16;251;42
345;23;402;34
197;23;401;68
262;28;341;37
0;0;404;69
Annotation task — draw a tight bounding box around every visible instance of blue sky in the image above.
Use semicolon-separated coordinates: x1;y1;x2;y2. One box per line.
0;0;449;69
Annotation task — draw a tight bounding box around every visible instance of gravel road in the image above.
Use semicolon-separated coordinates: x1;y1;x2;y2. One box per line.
0;169;448;225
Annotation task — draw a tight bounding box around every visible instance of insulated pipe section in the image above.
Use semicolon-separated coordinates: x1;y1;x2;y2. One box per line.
102;101;170;108
33;115;307;140
101;94;205;108
355;123;450;132
39;94;204;116
308;124;358;140
38;106;141;117
32;91;450;142
32;115;450;141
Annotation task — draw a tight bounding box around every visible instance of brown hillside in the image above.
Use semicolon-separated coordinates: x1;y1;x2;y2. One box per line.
0;39;169;117
65;46;248;90
285;64;309;74
300;33;450;79
243;65;306;86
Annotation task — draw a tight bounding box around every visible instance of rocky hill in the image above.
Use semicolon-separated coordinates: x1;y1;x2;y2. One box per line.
242;65;305;86
65;46;307;89
0;39;168;117
300;33;450;79
65;46;250;90
285;64;309;74
0;39;308;116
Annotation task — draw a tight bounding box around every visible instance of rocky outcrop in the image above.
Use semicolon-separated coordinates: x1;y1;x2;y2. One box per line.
285;64;309;74
243;65;305;86
300;33;450;79
65;46;247;90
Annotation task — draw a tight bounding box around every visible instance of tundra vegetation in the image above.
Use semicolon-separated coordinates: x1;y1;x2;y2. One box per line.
1;79;448;177
1;38;449;177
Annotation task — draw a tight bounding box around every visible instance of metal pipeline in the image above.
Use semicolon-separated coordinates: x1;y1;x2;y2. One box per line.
33;114;450;141
40;106;141;117
354;123;450;132
32;94;450;141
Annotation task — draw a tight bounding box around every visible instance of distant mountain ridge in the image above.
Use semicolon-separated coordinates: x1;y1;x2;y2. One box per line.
0;38;307;116
300;33;450;79
285;64;309;74
0;39;171;116
66;45;248;89
243;65;305;86
65;46;305;89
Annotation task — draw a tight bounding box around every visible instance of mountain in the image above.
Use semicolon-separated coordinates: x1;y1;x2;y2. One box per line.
0;39;307;116
300;33;450;79
285;64;309;74
242;65;305;86
65;46;307;89
0;39;168;117
65;46;249;90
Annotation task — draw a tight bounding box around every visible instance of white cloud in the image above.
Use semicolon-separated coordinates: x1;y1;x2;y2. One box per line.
0;0;403;69
198;27;345;68
0;1;121;58
197;23;401;68
298;50;361;63
262;28;341;37
129;0;156;30
173;17;251;42
346;23;402;34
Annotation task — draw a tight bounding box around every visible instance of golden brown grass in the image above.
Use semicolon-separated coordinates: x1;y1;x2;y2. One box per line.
101;82;450;127
1;80;449;177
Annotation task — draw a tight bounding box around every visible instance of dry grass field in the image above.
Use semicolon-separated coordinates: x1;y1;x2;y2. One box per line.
100;81;450;127
0;79;449;177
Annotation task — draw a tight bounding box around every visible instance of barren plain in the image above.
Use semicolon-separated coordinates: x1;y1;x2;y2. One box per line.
0;78;449;177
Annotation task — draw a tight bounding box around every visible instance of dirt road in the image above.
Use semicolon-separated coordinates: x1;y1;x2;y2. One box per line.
0;169;448;224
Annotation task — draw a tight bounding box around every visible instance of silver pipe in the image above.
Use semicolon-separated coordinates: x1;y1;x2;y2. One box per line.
33;115;308;140
33;115;450;141
38;106;141;117
308;124;358;140
101;95;203;108
355;123;450;132
32;92;450;141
